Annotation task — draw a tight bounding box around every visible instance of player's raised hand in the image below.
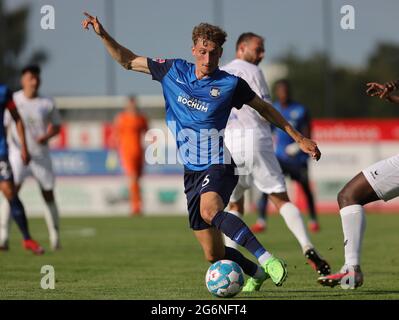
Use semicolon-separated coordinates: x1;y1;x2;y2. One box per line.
82;12;104;36
298;137;321;161
366;82;385;97
366;81;397;99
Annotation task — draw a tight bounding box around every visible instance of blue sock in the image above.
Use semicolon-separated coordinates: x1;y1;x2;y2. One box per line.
257;193;268;221
9;196;31;240
212;211;266;260
224;246;258;277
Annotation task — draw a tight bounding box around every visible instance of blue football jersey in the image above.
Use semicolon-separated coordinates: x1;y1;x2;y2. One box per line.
273;101;310;164
147;58;255;171
0;84;13;157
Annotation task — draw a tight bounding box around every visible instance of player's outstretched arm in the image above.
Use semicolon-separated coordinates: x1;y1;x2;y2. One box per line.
82;12;150;74
247;95;321;161
385;94;399;104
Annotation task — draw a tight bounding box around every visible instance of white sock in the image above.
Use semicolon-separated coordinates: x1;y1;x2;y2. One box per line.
258;251;273;265
44;201;60;249
340;204;366;266
222;210;241;249
0;200;11;246
279;202;313;253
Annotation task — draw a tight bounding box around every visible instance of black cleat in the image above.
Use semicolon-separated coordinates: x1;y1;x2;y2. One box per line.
305;248;331;276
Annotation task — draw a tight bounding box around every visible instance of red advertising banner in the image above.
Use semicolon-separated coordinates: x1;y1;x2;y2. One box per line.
313;119;399;142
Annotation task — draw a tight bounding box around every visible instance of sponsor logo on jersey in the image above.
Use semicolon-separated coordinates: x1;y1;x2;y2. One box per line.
210;87;221;98
153;58;166;63
177;94;209;112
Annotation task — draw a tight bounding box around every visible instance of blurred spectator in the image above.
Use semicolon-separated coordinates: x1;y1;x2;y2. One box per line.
113;96;148;216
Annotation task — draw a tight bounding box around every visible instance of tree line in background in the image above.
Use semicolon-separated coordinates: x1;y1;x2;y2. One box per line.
278;43;399;118
1;0;398;118
0;0;47;88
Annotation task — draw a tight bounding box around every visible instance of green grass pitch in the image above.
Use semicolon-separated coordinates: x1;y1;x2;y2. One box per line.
0;213;398;300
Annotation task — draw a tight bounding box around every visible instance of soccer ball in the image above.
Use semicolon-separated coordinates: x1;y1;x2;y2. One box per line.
205;260;244;298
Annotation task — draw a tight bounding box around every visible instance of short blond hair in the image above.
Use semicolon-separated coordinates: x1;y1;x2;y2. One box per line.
192;23;227;48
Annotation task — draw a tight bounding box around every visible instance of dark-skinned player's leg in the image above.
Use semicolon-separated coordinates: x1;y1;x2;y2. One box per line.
337;172;380;208
318;173;379;288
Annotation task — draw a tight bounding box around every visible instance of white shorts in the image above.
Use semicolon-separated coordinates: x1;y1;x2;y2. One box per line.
362;154;399;202
9;151;55;191
230;150;286;202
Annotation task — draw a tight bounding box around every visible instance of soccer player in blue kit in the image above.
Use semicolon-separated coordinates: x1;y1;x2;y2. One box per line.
0;84;44;254
82;12;321;290
254;79;319;233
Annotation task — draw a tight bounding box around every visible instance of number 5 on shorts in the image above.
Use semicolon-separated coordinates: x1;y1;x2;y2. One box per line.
202;175;210;187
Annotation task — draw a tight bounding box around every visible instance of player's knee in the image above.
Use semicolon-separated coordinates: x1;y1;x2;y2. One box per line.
1;183;15;201
200;208;217;225
337;187;356;207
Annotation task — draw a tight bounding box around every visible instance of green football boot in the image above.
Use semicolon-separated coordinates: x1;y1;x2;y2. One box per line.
263;256;288;286
242;271;269;292
242;256;288;292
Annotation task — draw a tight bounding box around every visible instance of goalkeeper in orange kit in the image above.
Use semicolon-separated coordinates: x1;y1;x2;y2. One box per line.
114;96;148;215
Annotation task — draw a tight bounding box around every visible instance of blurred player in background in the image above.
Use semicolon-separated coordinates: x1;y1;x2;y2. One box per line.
0;65;62;251
318;79;399;289
222;33;329;283
0;83;44;254
82;12;322;291
252;79;319;233
113;96;148;215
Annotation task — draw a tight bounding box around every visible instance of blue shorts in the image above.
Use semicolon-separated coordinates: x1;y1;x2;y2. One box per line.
183;164;238;230
278;159;309;185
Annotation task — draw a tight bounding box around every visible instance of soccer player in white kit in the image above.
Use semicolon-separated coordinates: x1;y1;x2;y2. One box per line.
318;79;399;288
0;65;62;250
221;33;330;289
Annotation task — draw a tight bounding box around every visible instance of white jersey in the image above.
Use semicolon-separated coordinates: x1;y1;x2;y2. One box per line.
5;90;61;158
221;59;273;152
222;59;287;196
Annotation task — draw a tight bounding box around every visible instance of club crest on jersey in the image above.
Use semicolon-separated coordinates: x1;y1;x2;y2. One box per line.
290;110;299;119
209;87;221;98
